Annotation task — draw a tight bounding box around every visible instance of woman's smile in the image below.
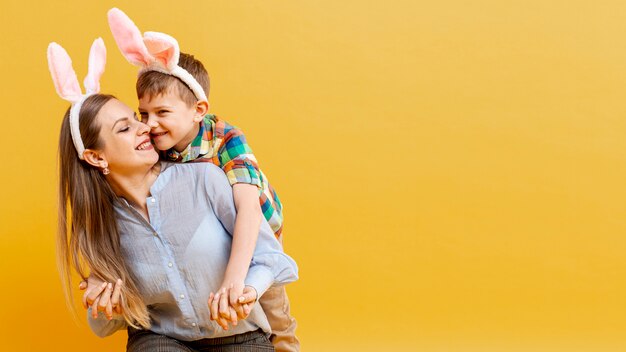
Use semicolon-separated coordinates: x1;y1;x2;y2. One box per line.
135;139;153;151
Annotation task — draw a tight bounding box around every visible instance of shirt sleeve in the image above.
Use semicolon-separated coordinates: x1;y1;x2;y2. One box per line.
204;164;298;297
217;124;263;189
86;307;127;338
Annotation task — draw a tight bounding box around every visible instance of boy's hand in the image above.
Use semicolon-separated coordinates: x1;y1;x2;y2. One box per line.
226;281;246;318
237;286;258;319
208;285;258;330
226;284;257;320
208;288;237;330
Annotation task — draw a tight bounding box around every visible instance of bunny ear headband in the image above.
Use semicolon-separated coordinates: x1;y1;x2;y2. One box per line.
48;38;106;160
107;8;208;103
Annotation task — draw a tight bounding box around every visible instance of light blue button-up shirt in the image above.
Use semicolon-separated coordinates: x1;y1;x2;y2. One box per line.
87;162;298;340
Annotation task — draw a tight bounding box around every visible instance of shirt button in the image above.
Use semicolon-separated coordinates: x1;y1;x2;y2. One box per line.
168;262;173;268
191;323;197;327
150;198;156;203
180;294;185;299
153;232;158;237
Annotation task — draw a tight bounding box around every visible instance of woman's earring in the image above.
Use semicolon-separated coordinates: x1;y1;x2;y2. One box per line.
102;167;110;175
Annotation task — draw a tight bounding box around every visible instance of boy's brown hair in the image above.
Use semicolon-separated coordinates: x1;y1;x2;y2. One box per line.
136;52;210;106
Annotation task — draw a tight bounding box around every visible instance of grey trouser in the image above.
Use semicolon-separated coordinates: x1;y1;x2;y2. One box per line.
126;328;274;352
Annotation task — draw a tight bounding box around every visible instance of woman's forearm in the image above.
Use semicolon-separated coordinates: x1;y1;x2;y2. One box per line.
87;307;126;338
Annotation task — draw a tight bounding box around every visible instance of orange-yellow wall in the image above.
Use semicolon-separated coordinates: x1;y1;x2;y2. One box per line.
1;1;626;351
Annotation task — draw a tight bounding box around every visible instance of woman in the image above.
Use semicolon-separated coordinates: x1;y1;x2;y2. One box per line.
57;93;298;351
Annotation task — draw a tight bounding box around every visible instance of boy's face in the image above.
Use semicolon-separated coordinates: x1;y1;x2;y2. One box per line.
138;90;203;152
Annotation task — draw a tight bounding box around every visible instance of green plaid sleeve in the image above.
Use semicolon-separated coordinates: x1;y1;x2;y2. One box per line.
218;125;262;189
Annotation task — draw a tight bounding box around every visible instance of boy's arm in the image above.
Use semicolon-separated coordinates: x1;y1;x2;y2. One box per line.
221;183;263;311
204;165;297;326
205;163;298;291
214;123;266;315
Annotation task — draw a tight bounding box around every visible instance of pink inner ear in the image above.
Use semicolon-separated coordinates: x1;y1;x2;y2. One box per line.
47;43;83;102
143;37;175;69
107;8;153;67
143;32;180;71
84;38;106;94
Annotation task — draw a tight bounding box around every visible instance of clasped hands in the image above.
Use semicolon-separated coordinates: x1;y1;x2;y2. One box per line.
80;276;258;330
208;282;258;330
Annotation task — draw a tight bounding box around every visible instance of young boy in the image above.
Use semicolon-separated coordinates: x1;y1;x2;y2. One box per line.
80;8;298;352
135;52;298;350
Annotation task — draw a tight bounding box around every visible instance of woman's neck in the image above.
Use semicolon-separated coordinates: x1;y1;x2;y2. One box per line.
106;162;161;217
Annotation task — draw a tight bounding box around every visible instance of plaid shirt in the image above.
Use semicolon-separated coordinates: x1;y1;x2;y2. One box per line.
165;115;283;238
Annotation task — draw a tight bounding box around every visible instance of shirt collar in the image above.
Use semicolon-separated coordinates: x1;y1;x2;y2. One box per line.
166;115;213;162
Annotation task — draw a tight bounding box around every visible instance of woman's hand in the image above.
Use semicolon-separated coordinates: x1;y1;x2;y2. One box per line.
80;275;104;309
79;276;124;320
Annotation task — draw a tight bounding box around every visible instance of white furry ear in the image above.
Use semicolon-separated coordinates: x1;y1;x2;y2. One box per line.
143;31;180;71
47;42;83;102
108;7;153;67
48;39;108;160
84;38;106;94
107;7;208;103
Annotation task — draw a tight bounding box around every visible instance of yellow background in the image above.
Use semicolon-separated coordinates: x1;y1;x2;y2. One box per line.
1;0;625;351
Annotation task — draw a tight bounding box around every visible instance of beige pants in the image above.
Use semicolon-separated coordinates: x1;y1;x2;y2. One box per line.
259;285;299;352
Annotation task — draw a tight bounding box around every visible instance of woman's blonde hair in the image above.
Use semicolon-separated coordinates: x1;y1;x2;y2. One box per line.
57;94;150;329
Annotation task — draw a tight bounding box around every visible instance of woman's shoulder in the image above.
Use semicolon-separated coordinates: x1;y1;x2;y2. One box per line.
159;161;229;185
160;161;220;173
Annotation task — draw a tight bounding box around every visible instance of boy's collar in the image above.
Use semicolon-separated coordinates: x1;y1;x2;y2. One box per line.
165;115;213;162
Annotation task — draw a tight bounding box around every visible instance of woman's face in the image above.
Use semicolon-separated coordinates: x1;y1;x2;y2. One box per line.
95;98;159;173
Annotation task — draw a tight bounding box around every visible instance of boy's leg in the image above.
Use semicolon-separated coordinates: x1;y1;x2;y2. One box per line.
259;285;299;352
